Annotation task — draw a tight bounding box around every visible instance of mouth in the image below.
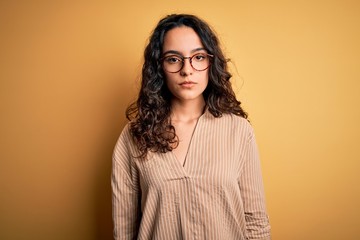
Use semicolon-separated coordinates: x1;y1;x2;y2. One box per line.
179;81;196;86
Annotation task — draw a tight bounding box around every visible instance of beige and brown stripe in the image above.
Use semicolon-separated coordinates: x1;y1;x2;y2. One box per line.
112;109;271;239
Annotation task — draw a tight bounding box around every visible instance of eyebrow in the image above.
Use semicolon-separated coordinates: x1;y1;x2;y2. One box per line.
162;47;207;56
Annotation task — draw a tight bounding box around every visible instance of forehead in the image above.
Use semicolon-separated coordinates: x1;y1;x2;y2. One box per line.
162;26;204;54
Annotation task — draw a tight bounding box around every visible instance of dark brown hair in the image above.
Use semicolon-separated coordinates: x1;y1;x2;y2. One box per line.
126;14;248;157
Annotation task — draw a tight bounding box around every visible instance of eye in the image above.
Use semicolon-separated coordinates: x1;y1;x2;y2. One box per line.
164;56;182;64
193;53;207;62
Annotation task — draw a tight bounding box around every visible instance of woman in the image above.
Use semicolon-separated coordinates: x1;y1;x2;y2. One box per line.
112;14;271;239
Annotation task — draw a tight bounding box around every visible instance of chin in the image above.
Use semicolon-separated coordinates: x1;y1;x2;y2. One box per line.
175;93;204;102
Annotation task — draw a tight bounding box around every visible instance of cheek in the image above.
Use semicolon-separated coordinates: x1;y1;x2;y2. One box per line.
202;71;209;85
164;73;173;87
164;75;178;96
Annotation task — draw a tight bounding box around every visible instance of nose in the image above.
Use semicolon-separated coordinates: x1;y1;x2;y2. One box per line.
180;58;193;76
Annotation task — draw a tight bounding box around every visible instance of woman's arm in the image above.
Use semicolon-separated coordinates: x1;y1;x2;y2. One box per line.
111;128;141;240
238;129;271;240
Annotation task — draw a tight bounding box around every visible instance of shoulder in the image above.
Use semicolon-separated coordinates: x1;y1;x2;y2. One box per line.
205;111;254;140
227;113;254;139
207;111;252;129
113;122;138;158
223;112;251;126
117;122;132;143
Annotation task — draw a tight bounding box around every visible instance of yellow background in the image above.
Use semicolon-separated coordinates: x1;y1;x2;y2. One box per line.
1;1;359;239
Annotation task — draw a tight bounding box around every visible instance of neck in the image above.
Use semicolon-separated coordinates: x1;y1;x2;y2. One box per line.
170;97;206;122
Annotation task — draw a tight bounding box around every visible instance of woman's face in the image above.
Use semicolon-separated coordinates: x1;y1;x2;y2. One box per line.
162;26;209;104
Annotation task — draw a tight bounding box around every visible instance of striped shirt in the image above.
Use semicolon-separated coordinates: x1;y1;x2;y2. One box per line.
112;110;271;239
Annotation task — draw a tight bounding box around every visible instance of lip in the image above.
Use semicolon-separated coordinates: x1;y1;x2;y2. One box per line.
179;81;196;88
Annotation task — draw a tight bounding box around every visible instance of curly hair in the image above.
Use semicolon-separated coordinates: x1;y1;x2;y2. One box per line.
126;14;248;158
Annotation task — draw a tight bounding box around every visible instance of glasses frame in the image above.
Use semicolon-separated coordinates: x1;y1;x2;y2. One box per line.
160;53;214;73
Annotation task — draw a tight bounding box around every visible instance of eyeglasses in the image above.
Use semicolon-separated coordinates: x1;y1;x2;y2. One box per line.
161;53;213;73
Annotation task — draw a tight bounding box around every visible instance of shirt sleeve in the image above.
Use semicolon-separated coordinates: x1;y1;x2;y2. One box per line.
238;128;271;240
111;126;141;240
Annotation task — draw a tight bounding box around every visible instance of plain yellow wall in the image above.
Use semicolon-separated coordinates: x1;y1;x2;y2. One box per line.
1;1;359;239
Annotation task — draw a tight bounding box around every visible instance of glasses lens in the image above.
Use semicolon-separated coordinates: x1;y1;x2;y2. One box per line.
191;53;210;71
163;55;183;73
